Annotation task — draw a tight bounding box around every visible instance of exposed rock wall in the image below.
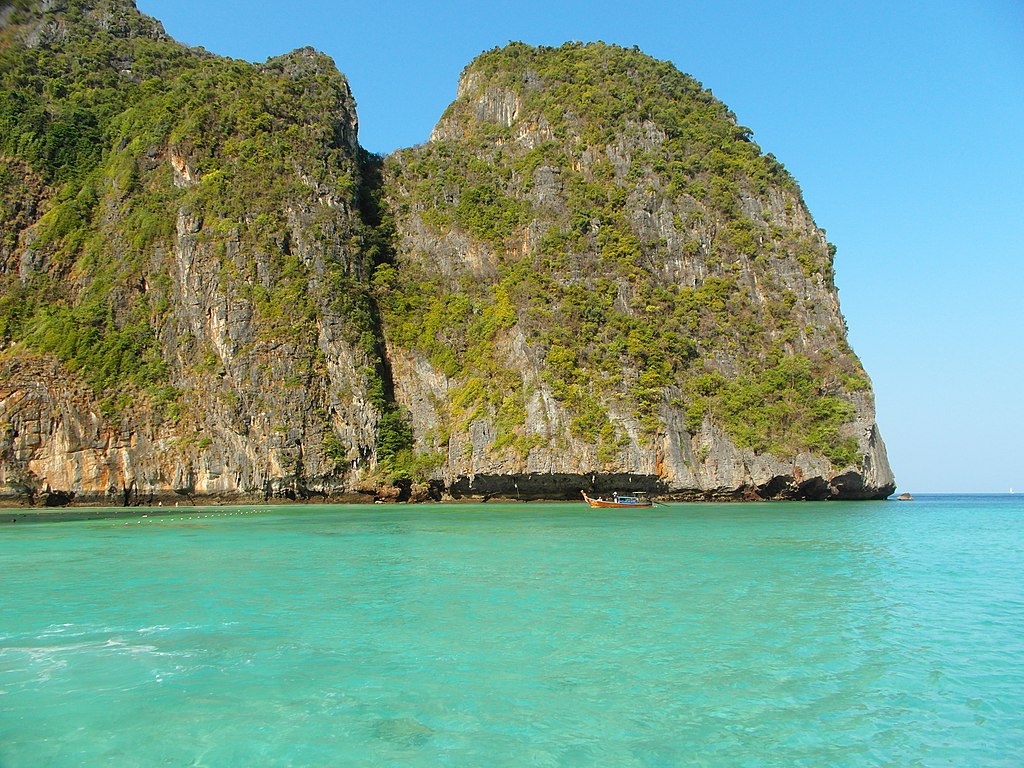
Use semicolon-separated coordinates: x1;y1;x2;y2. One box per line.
0;7;894;505
0;2;385;504
381;44;895;501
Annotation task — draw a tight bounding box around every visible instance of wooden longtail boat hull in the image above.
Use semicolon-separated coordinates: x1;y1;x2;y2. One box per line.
581;491;653;508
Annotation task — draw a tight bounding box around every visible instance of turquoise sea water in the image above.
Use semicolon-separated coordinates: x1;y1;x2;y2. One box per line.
2;495;1022;766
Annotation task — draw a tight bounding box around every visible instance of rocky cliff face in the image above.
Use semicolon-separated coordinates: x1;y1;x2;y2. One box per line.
0;1;387;504
380;43;895;500
0;6;894;504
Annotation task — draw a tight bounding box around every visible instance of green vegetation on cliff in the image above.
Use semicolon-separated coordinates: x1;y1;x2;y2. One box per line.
1;4;188;413
0;6;885;498
384;42;864;467
0;0;411;481
0;26;362;358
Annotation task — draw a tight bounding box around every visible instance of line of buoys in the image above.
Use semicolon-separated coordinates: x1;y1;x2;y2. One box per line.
112;507;271;526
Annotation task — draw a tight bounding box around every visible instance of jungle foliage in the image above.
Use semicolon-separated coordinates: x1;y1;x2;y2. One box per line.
384;42;865;467
0;2;412;474
0;7;868;481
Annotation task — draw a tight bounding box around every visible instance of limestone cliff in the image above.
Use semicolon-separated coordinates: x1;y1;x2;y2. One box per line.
380;43;895;500
0;5;894;504
0;0;386;504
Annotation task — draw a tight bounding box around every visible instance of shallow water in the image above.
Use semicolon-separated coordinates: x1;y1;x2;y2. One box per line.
2;496;1022;766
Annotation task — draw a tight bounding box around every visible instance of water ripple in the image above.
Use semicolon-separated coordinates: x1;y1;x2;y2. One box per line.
1;496;1023;766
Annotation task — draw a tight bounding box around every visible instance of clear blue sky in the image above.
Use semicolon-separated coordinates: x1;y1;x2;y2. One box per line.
136;0;1023;493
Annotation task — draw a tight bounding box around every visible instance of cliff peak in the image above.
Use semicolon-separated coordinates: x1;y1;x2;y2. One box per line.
386;40;895;499
1;0;166;46
0;18;894;504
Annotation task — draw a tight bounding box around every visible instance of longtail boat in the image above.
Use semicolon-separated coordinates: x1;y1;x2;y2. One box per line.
581;490;653;508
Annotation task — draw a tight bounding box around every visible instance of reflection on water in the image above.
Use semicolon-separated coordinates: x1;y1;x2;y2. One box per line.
2;497;1022;766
